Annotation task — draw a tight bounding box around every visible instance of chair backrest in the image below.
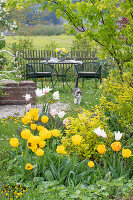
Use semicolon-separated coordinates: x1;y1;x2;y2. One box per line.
26;62;52;73
26;63;36;75
81;62;101;72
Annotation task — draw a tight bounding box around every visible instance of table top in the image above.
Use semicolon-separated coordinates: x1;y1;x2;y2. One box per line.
41;59;82;65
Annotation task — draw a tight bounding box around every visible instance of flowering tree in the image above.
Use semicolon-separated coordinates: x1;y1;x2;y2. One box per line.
6;0;133;81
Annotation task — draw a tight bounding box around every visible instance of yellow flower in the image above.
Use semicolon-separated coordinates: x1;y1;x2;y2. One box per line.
29;108;39;117
71;134;82;145
122;148;132;158
51;129;61;137
25;163;33;170
27;136;40;151
56;145;66;154
41;116;49;123
9;138;19;148
97;144;107;154
35;148;44;157
111;142;121;152
38;140;46;148
37;125;45;132
88;161;94;168
30;124;37;130
55;48;59;52
39;129;52;140
33;115;39;121
22;115;31;125
21;129;32;139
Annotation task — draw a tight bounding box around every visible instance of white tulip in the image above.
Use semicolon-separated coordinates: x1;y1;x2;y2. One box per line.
53;91;60;100
114;131;123;141
35;88;43;98
23;94;32;101
93;126;107;138
43;86;52;94
57;111;66;118
25;103;31;110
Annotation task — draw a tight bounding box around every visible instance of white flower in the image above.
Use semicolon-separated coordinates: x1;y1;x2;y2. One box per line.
114;131;123;141
93;126;107;138
63;117;69;125
35;88;43;98
57;111;66;118
53;91;60;100
23;94;32;101
25;103;31;110
50;109;57;117
43;86;52;94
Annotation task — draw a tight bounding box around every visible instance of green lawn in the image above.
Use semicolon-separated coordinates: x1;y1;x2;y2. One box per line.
5;35;74;51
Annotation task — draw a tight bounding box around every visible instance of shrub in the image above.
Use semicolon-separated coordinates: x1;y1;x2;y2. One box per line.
99;70;133;133
61;108;111;159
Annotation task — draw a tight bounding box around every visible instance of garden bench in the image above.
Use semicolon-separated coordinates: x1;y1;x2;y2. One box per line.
74;61;102;87
26;62;58;88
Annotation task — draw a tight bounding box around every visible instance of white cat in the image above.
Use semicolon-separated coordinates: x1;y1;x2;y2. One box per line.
72;78;82;105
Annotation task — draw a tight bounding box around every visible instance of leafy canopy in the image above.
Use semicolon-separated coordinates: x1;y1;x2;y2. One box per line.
6;0;133;72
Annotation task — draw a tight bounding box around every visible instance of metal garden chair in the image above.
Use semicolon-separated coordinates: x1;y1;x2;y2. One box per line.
26;62;58;88
74;61;102;87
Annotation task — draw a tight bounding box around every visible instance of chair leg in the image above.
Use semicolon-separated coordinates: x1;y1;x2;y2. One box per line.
95;77;97;88
82;78;84;88
42;80;43;89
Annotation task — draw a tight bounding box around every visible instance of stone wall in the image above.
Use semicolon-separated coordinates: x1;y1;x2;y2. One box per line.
0;81;36;105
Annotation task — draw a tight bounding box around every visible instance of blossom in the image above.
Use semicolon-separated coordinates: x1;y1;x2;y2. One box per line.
38;140;46;148
25;163;33;170
35;149;44;157
41;116;49;123
37;125;45;132
22;115;31;125
71;134;82;146
114;131;123;141
35;88;43;97
21;129;32;139
43;86;52;94
51;129;61;137
63;117;69;125
27;136;40;151
23;94;32;101
50;109;57;117
57;111;66;118
88;161;94;168
122;149;132;158
29;108;39;117
56;145;66;154
9;138;19;148
30;124;37;130
111;142;121;152
97;144;107;154
93;127;107;138
53;91;60;100
33;115;39;121
25;103;31;110
39;130;52;140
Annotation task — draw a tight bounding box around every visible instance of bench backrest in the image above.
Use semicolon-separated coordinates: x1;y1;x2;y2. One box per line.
75;62;101;73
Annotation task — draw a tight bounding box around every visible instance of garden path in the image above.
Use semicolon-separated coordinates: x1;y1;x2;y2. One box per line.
0;103;70;119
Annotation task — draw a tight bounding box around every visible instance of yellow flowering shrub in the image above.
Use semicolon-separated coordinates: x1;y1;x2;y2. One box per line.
99;71;133;132
61;109;111;159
